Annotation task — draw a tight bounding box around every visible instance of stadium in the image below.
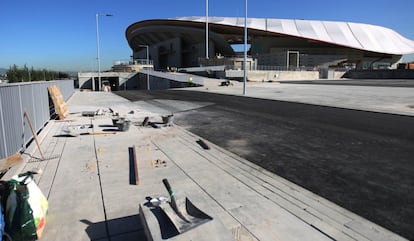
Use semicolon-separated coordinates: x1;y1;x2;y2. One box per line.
126;16;414;72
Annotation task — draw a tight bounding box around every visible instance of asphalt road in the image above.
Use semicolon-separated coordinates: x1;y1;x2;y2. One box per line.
115;89;414;239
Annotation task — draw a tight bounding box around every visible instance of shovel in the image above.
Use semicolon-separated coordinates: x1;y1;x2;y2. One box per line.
161;178;213;234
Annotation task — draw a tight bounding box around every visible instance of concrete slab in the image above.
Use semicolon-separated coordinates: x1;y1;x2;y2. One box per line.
186;80;414;116
5;90;408;241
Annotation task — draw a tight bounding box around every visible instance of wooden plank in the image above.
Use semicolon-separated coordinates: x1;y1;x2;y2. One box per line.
24;111;45;159
132;145;140;185
0;153;23;171
47;85;69;120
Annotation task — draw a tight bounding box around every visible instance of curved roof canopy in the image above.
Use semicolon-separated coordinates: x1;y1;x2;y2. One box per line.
127;16;414;55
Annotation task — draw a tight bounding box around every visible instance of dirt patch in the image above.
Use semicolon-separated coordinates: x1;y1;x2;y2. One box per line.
86;161;97;170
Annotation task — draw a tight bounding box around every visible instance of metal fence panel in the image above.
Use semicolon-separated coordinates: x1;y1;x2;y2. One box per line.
33;83;49;131
0;93;6;158
0;80;74;160
19;84;35;145
0;85;24;158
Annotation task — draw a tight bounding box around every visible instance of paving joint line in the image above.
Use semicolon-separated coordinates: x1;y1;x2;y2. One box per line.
92;122;111;241
151;138;260;241
44;136;67;200
174;129;368;240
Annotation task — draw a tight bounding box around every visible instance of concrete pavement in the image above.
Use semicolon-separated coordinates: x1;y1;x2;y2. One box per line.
5;90;409;241
186;79;414;116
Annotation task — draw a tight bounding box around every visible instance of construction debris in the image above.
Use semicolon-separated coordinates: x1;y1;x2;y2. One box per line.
82;111;96;117
196;139;210;150
115;119;131;131
62;126;116;137
152;159;167;168
142;117;150;126
162;114;174;127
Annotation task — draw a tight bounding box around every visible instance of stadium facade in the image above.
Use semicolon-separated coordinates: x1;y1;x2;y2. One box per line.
126;17;414;71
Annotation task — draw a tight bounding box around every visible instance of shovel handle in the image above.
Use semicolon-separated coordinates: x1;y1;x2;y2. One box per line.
162;178;190;223
163;178;178;210
162;178;174;198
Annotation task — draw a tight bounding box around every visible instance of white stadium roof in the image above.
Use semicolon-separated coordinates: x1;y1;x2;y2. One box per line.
174;17;414;55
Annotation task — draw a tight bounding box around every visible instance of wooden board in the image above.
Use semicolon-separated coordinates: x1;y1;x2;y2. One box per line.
47;85;69;120
0;153;23;172
24;111;45;159
132;145;140;185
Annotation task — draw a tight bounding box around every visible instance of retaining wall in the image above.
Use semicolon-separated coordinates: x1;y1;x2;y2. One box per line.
344;69;414;79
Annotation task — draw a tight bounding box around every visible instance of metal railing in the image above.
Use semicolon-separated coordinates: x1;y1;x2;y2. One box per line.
113;59;154;66
215;64;348;72
254;65;318;71
0;80;74;160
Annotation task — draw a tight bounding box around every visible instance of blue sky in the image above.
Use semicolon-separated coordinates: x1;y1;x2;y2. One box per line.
1;0;413;72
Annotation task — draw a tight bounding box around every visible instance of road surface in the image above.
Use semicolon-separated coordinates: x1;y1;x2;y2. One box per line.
115;89;414;239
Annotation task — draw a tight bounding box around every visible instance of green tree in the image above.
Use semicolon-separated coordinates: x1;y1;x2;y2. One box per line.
23;64;29;82
6;65;70;82
6;64;21;83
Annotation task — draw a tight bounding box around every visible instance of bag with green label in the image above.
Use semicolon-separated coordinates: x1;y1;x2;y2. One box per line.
5;172;48;241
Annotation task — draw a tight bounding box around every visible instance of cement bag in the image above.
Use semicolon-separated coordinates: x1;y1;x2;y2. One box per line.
5;180;37;241
6;173;48;240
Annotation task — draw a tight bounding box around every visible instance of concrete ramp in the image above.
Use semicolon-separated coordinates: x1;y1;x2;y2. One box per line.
140;69;205;86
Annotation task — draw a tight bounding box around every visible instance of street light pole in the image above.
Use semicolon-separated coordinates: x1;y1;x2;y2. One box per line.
95;13;112;91
243;0;248;96
139;45;150;90
206;0;209;59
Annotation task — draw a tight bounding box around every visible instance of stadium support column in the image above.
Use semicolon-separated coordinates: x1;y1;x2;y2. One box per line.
139;45;150;90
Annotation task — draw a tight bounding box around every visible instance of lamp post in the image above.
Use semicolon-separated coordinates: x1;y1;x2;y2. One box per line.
95;13;113;91
243;0;248;96
206;0;209;59
139;45;150;90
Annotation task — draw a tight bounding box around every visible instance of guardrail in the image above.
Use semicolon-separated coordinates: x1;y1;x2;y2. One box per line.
0;80;74;160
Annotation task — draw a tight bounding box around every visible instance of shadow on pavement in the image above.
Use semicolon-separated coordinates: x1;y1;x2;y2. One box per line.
80;214;146;241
